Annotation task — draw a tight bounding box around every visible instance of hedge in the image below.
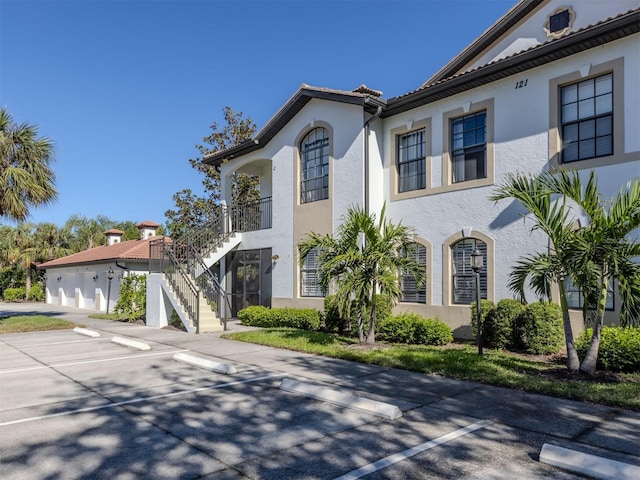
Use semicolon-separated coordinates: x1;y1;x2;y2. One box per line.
576;327;640;373
487;299;525;349
323;294;392;336
377;313;453;345
238;306;321;330
3;287;26;302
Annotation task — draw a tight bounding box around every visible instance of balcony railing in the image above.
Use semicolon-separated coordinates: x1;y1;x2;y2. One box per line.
232;196;272;232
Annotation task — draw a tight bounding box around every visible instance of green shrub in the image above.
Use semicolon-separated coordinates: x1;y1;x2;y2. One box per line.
514;301;564;354
114;274;146;320
3;287;26;302
322;294;393;337
323;295;350;333
576;327;640;373
26;284;45;302
378;313;453;345
238;306;321;330
470;299;495;341
485;299;525;349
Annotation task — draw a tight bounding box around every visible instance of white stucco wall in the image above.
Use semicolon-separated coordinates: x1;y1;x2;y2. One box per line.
44;262;149;312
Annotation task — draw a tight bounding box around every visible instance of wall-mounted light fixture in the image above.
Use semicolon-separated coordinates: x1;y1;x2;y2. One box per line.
93;275;99;282
57;276;62;282
271;254;279;261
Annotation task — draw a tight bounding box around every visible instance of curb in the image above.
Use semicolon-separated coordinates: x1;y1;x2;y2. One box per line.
111;336;151;351
540;443;640;480
279;378;402;420
73;327;101;338
173;352;237;374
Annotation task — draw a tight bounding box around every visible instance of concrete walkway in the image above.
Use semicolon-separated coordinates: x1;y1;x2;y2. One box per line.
1;302;638;479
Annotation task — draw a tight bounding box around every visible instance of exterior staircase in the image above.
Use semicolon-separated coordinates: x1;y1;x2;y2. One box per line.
147;198;271;333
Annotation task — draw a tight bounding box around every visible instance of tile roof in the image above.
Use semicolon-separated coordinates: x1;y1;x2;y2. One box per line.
136;220;160;228
38;236;169;268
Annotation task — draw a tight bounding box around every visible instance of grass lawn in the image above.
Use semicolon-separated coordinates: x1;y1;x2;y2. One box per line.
0;315;82;334
224;328;640;411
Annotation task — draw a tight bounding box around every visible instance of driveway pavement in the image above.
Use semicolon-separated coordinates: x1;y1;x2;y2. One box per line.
1;302;638;479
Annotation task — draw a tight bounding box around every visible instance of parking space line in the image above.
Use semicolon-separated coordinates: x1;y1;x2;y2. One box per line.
0;338;102;348
0;349;189;374
333;419;492;480
0;373;288;427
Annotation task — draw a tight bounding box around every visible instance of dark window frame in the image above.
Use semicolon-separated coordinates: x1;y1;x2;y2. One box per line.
397;129;426;193
451;111;487;183
560;73;613;164
300;127;329;204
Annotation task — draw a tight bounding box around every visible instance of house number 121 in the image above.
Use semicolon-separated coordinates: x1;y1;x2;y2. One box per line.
515;79;528;89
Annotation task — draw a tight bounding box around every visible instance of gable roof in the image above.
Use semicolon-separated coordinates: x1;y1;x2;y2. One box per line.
202;4;638;163
38;236;168;269
204;84;386;166
422;0;544;87
382;7;639;118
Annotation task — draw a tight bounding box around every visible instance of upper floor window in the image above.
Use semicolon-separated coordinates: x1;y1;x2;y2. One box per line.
397;129;426;193
400;242;426;303
451;238;487;304
301;247;323;297
300;127;329;204
561;73;613;163
451;111;486;183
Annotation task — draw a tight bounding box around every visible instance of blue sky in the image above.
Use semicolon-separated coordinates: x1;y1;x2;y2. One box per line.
1;0;515;227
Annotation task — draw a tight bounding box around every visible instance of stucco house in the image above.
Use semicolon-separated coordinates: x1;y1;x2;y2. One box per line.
147;0;639;336
40;221;162;313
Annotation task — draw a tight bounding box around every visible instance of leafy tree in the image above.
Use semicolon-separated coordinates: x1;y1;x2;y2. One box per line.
0;108;56;221
165;107;259;238
492;170;640;373
298;204;424;344
63;214;112;251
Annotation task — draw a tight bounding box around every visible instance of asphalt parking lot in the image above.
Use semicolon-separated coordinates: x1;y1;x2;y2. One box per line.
1;303;639;479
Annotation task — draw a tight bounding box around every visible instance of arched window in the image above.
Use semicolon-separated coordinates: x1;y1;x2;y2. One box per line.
400;242;427;303
300;127;329;203
451;238;487;304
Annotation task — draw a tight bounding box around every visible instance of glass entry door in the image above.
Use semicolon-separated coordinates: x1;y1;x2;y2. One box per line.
229;248;272;317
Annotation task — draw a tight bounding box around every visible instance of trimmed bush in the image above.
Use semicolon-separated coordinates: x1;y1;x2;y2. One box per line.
323;295;350;333
576;327;640;373
514;301;564;354
486;299;525;349
470;299;495;341
238;306;321;331
3;287;26;302
27;284;45;302
115;274;147;320
378;313;453;345
322;294;393;337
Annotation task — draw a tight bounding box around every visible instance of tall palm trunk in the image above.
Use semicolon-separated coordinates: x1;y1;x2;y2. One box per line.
366;286;377;344
356;305;366;343
579;277;609;374
558;277;580;371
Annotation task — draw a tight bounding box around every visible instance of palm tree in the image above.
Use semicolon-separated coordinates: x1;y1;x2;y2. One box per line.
546;172;640;373
298;204;424;344
7;223;37;294
492;170;640;373
491;171;582;371
0;108;56;221
30;222;73;263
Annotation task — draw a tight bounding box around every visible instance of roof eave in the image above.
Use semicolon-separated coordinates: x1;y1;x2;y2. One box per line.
203;86;386;166
383;11;639;118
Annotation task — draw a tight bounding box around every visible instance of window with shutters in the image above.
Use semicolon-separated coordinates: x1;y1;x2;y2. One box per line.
451;238;487;304
300;247;323;297
400;242;427;303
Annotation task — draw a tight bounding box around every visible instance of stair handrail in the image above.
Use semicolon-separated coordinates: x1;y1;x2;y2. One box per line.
149;237;200;331
189;245;233;330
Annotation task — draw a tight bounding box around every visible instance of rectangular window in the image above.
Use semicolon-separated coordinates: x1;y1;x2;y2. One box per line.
301;248;323;297
451;111;486;183
565;277;614;311
397;129;426;192
561;73;613;163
